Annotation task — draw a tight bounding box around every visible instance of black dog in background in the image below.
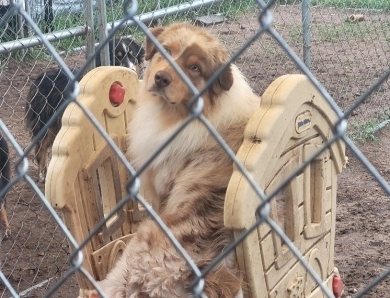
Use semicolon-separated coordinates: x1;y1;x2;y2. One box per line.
25;37;145;183
0;133;11;239
95;37;145;73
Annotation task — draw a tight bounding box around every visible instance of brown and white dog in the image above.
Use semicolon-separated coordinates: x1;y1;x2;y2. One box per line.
99;23;260;298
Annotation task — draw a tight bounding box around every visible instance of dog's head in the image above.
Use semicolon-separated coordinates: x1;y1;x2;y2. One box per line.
121;37;145;68
143;23;233;113
95;38;145;73
111;39;133;68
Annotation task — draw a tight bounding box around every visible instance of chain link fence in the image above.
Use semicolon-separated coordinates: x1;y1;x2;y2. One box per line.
0;0;389;297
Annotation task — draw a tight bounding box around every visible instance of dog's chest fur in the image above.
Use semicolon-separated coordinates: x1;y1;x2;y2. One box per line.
127;65;260;210
128;99;213;198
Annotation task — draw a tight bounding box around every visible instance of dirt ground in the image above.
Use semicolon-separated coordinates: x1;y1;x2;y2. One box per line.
0;3;389;298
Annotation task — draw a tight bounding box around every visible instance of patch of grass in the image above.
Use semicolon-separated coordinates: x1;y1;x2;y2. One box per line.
105;0;257;25
108;0;257;28
53;11;85;30
108;1;258;46
0;57;9;73
287;24;302;40
24;47;53;61
313;22;375;42
311;0;390;11
27;0;257;58
274;0;299;4
348;110;390;143
348;119;382;143
136;0;256;18
288;20;390;43
273;0;390;11
52;36;86;53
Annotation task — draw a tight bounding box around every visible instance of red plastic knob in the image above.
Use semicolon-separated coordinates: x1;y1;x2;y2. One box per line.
333;275;344;298
109;83;125;106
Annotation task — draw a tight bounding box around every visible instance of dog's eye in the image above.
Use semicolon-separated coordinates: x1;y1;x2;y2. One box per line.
190;64;200;72
163;47;171;55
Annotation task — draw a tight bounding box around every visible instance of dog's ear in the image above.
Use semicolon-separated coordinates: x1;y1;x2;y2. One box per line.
207;44;234;99
145;27;165;61
210;65;233;98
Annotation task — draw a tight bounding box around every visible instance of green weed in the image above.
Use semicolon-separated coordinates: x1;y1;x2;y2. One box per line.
348;110;390;143
349;120;381;143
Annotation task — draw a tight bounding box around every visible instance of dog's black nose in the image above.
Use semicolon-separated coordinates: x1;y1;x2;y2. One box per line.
154;71;172;88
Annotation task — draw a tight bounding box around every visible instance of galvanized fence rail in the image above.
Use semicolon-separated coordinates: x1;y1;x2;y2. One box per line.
0;0;389;297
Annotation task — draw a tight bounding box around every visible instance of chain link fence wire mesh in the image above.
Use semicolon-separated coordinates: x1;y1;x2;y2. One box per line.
0;0;389;296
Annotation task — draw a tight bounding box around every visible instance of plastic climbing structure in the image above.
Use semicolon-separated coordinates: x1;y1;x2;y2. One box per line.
46;67;346;298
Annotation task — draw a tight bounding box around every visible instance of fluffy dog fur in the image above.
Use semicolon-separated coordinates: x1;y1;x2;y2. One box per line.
25;38;145;183
99;23;260;298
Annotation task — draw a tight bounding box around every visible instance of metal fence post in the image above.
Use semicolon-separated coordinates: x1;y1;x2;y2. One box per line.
154;0;161;26
97;0;110;66
302;0;311;69
24;0;33;38
84;0;95;70
15;0;25;39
